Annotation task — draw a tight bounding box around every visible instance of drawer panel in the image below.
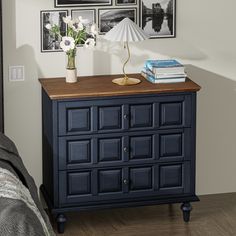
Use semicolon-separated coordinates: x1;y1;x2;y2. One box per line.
129;135;154;161
158;162;191;195
130;104;154;129
159;132;185;161
98;137;123;162
59;170;93;204
98;168;123;193
159;164;182;189
67;107;91;133
160;102;183;127
98;105;124;131
67;171;92;196
67;139;91;164
58;95;192;135
129;166;153;191
58;162;191;206
59;102;95;136
158;95;191;129
58;129;191;170
59;137;94;169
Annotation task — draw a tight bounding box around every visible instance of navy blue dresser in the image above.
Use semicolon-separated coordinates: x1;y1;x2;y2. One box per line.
39;74;201;233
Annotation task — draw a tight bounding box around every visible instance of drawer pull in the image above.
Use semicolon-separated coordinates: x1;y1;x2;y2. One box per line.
123;114;128;120
123;147;128;153
123;179;129;185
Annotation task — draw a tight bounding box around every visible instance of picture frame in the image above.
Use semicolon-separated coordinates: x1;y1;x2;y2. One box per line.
98;8;137;34
115;0;137;6
55;0;112;7
40;10;68;53
71;9;96;24
140;0;176;39
71;9;96;47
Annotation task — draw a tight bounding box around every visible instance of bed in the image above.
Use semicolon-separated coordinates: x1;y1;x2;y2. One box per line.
0;132;55;235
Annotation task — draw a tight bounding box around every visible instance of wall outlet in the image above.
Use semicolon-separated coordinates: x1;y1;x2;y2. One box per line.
9;66;25;81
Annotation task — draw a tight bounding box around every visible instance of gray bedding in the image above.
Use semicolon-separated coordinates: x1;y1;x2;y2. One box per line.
0;133;55;236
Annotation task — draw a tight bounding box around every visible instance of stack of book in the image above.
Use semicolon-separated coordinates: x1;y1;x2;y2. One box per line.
141;59;187;84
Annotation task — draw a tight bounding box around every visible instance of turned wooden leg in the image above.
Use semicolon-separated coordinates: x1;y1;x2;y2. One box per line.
181;202;192;222
56;214;66;234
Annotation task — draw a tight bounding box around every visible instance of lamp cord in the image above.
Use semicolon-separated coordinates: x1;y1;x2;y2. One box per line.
123;42;130;80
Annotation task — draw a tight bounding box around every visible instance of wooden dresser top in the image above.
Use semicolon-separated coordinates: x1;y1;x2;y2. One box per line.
39;74;201;100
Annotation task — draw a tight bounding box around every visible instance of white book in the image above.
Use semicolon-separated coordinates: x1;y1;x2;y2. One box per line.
141;71;186;84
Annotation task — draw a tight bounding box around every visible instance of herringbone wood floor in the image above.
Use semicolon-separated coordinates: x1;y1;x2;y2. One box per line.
52;193;236;236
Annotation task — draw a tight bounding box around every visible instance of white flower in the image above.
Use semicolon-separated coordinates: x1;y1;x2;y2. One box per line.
72;20;84;32
63;16;73;27
60;36;75;52
90;24;98;36
84;38;95;49
45;23;52;30
78;16;88;24
63;16;71;24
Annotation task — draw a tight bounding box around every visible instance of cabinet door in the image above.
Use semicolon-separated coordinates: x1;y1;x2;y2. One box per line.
59;168;126;205
127;162;191;196
128;95;191;130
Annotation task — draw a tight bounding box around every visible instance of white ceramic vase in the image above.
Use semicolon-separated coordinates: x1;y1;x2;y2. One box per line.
66;68;77;83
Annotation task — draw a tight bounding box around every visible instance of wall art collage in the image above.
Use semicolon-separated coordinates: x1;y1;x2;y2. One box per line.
41;0;176;52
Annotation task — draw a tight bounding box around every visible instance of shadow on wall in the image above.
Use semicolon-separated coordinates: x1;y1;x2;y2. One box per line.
93;39;150;75
94;36;208;76
93;50;112;75
3;0;42;187
4;0;42;141
140;38;208;60
186;65;236;194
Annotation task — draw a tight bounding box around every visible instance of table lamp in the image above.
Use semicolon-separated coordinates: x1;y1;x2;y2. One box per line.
104;17;149;86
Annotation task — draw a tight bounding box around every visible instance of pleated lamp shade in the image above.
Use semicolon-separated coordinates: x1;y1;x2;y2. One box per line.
104;17;149;42
104;18;149;86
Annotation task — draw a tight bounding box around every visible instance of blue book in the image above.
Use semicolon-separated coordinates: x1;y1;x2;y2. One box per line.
145;59;183;68
145;60;185;76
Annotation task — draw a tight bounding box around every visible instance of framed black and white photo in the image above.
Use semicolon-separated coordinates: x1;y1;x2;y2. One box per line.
140;0;176;38
71;9;96;25
55;0;112;7
98;8;137;34
71;9;96;46
41;10;68;52
115;0;137;6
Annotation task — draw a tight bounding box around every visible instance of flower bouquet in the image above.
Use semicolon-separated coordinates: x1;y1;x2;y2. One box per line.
46;16;97;83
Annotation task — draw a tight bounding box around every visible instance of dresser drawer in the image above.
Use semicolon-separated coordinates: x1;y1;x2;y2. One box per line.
58;100;127;136
58;162;191;206
58;129;191;170
58;95;192;136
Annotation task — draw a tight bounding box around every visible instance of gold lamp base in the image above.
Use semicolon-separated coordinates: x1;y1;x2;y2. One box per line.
112;77;141;86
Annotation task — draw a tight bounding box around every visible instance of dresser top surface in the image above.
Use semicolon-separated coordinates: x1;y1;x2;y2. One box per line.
39;74;201;100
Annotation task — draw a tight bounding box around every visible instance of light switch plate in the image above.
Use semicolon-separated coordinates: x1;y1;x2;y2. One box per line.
9;66;25;81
